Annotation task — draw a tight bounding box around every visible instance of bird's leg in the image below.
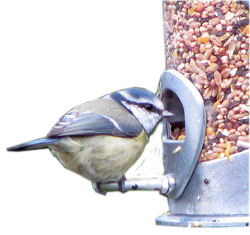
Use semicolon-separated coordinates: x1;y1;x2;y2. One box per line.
92;182;107;196
118;175;127;193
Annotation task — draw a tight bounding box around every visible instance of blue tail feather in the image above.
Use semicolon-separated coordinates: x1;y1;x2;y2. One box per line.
7;138;59;151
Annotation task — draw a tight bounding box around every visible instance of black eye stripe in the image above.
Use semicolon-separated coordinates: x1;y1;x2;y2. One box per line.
110;92;162;115
139;102;162;115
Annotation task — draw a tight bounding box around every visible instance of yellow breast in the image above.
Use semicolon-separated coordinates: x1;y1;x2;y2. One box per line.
50;130;148;182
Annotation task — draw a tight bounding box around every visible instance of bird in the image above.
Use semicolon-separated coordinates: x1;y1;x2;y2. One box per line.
7;87;164;194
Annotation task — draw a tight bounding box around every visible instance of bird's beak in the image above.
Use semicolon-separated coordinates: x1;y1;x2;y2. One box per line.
162;110;174;118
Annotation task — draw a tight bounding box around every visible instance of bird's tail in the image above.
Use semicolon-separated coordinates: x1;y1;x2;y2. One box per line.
7;137;59;151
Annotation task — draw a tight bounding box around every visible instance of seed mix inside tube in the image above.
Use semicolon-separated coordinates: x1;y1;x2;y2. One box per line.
163;0;249;162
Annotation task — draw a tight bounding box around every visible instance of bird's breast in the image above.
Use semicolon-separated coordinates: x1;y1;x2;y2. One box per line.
50;130;148;182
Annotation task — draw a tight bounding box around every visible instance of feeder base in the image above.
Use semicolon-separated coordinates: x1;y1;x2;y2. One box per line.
156;213;249;227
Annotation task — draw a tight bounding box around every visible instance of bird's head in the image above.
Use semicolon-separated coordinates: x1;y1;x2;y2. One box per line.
105;88;164;136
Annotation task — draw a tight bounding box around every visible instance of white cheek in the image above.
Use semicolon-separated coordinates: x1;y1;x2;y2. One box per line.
141;112;161;134
121;102;160;135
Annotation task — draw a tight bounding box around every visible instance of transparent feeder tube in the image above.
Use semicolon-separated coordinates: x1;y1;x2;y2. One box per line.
163;0;249;162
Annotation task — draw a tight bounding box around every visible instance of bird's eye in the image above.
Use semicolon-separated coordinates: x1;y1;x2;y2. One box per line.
144;104;154;111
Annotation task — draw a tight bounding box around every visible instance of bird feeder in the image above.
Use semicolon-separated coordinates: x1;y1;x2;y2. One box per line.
95;0;249;227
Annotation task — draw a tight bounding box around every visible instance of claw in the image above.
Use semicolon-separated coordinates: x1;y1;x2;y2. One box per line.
118;175;127;193
94;182;107;196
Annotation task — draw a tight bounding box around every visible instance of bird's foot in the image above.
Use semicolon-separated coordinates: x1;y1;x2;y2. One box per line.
118;175;127;194
92;182;107;196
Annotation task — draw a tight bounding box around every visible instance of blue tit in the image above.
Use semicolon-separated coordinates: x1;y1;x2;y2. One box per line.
7;88;163;193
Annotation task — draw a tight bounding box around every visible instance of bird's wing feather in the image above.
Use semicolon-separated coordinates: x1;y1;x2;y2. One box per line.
7;138;58;151
48;111;142;138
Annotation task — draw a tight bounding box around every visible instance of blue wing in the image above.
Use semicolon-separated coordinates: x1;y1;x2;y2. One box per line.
7;99;143;152
6;113;141;151
47;111;142;138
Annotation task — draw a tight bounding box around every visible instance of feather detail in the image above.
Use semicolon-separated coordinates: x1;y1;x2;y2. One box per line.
7;138;59;151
